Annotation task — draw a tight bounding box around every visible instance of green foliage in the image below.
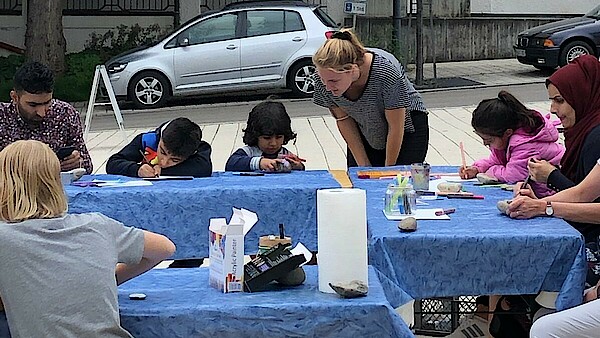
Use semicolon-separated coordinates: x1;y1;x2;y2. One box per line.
54;52;103;102
85;23;170;62
0;51;102;102
0;55;26;101
0;23;169;102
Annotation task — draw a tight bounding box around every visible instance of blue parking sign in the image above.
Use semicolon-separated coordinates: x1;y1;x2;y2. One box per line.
344;1;353;13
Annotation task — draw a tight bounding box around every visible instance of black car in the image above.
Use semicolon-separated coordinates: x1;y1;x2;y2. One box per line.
514;5;600;69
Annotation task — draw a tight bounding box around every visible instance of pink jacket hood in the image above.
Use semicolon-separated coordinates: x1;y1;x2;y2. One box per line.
473;111;565;197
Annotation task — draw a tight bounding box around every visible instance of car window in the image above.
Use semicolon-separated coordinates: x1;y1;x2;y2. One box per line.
284;10;304;32
313;7;338;28
246;10;285;37
181;13;238;45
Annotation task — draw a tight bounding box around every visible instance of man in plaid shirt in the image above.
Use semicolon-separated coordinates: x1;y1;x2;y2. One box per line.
0;61;92;173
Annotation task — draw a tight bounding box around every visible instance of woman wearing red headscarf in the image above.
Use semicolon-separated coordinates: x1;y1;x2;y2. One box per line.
521;55;600;242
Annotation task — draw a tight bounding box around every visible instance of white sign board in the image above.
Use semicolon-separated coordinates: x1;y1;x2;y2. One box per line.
344;1;366;15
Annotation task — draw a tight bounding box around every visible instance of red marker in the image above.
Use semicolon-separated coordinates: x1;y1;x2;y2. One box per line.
435;208;456;216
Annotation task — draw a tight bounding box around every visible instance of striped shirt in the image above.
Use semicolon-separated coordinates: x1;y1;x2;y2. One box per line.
313;50;427;150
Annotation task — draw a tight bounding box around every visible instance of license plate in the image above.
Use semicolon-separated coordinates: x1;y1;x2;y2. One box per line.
515;48;526;57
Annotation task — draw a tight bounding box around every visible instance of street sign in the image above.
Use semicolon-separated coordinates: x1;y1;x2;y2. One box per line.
343;1;366;15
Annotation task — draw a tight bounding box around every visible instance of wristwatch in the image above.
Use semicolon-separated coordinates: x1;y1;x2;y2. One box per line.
545;201;554;216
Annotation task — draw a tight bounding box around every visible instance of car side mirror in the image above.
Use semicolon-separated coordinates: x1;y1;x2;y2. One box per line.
179;37;190;47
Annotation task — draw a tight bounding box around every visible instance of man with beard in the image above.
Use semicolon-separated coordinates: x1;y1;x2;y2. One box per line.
0;61;92;173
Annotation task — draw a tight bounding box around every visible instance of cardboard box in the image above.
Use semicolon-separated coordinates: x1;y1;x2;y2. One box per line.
209;208;257;292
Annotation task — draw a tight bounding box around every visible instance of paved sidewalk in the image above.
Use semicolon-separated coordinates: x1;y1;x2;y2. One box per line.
83;58;556;174
406;58;547;90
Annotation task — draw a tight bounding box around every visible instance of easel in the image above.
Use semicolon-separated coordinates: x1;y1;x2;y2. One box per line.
84;65;126;141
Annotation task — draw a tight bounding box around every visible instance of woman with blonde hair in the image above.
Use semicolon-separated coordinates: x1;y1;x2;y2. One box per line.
0;140;176;337
312;29;429;167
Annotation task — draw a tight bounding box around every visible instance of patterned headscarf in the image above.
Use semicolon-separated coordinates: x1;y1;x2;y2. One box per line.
546;55;600;182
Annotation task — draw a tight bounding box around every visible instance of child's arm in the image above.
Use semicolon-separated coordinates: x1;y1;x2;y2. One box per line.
225;148;256;172
161;141;213;177
116;230;176;285
485;145;538;183
106;133;145;177
472;148;504;174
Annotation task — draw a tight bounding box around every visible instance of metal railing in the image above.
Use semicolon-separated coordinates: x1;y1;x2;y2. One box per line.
0;0;22;15
64;0;177;16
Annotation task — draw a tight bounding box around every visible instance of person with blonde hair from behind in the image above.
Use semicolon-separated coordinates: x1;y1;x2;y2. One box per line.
312;29;429;167
0;140;176;337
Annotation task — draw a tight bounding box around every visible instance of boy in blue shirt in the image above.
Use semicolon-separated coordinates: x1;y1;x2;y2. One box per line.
107;117;212;177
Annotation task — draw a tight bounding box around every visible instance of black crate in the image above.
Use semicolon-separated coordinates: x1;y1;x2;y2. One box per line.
413;296;479;336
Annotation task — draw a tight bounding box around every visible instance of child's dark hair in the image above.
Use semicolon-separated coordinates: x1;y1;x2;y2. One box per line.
13;61;55;94
472;90;543;137
161;117;202;158
242;99;297;147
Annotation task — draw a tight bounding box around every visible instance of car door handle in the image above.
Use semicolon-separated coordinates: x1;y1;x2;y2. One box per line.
292;37;304;42
226;44;238;50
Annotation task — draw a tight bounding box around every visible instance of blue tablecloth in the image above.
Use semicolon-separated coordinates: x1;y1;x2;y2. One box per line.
0;266;416;338
349;166;587;311
116;266;413;338
65;171;340;259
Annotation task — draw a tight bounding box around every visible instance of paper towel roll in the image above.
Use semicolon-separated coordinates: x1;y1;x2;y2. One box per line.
317;188;368;293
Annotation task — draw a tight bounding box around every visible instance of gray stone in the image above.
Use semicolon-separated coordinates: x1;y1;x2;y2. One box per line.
437;182;462;192
276;267;306;286
477;173;501;185
398;217;417;232
497;200;511;215
329;280;368;298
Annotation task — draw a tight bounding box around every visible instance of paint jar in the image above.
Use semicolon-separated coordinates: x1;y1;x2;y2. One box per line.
410;163;431;191
384;184;416;216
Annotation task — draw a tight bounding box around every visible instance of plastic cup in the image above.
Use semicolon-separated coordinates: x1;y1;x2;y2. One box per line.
411;163;431;191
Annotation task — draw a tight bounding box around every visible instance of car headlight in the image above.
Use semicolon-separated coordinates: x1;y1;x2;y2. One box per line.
107;63;128;74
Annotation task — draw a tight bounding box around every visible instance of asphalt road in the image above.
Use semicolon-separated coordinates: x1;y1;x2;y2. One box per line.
86;83;550;131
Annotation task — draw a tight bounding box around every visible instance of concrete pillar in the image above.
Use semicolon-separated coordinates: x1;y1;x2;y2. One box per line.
179;0;203;25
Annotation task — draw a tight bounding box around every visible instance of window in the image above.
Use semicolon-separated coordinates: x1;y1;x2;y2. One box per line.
246;10;304;37
284;10;304;32
0;0;22;15
246;10;284;37
182;13;238;45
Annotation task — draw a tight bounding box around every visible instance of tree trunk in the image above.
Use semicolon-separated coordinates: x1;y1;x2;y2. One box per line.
25;0;66;76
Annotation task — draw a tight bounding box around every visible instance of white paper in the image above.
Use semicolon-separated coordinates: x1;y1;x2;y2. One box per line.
230;208;258;235
440;176;478;183
95;180;153;188
290;242;313;267
317;188;368;293
383;208;451;220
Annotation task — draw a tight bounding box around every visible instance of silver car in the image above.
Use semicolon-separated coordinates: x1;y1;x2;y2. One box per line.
106;1;338;109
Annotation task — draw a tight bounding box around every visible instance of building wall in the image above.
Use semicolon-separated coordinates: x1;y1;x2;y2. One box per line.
355;16;558;62
0;15;173;53
471;0;596;15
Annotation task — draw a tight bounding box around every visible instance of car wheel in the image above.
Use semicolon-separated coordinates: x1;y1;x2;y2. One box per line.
128;71;171;109
559;41;594;67
287;60;316;97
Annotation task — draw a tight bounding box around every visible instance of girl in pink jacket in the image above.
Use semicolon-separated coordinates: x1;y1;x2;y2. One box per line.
459;90;565;197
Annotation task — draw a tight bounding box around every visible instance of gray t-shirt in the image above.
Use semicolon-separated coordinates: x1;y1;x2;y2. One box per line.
313;49;427;150
0;213;144;338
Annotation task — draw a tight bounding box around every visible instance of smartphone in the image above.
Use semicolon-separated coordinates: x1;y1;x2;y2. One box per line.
56;146;76;160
